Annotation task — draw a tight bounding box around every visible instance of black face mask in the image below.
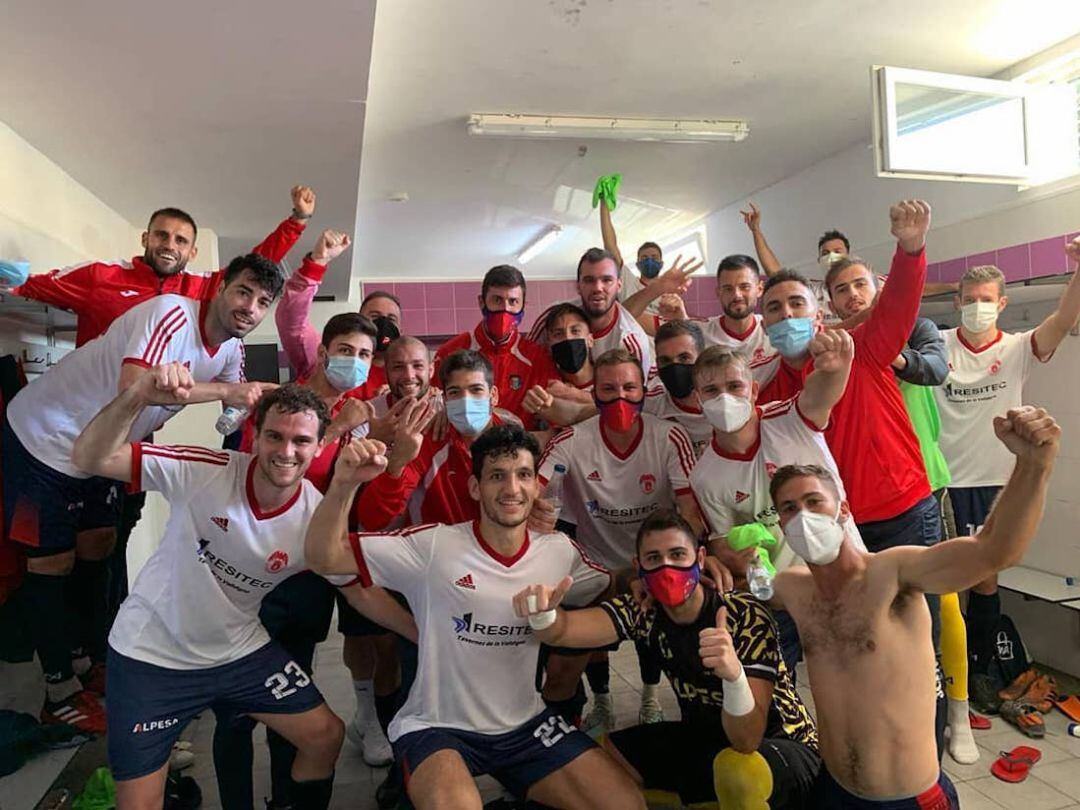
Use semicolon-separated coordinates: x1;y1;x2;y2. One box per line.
551;338;589;374
372;317;400;352
658;363;695;399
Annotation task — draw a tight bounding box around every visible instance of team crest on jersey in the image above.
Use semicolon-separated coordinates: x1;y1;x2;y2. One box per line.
753;348;766;362
989;360;1002;375
509;375;522;390
734;491;750;504
639;474;656;494
211;516;229;532
587;470;602;482
765;462;777;478
266;550;289;573
585;500;600;516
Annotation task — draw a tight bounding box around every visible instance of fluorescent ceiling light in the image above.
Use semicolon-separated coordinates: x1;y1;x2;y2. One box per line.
468;114;749;143
518;225;563;264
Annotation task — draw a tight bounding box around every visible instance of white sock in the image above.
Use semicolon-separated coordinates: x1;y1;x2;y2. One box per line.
641;683;660;703
352;679;375;725
947;698;979;764
71;655;92;677
46;676;82;705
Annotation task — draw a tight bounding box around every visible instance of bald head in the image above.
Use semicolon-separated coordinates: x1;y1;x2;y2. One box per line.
385;335;431;400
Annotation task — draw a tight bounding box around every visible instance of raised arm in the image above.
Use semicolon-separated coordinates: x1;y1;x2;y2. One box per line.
798;329;854;428
249;185;315;264
1032;237;1080;359
73;362;196;481
739;203;782;277
599;197;625;272
893;317;949;386
512;577;621;648
622;256;704;318
305;439;388;574
894;406;1060;595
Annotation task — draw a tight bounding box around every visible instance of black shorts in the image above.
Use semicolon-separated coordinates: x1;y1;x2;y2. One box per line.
946;486;1000;538
260;571;336;647
1;417;121;554
608;721;820;807
106;642;325;781
812;768;958;809
394;708;596;799
334;587;405;637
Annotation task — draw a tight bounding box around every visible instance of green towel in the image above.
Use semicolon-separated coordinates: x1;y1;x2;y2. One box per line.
726;522;776;552
73;767;116;810
592;174;622;210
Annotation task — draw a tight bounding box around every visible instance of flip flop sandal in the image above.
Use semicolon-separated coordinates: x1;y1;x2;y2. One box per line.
969;712;992;730
990;745;1042;783
999;668;1040;702
1053;694;1080;722
1000;700;1046;738
1020;674;1058;714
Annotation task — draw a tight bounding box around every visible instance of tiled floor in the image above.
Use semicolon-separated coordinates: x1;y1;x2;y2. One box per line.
7;629;1080;809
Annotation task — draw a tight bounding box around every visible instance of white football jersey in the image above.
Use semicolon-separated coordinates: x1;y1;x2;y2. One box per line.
109;446;332;669
6;295;243;477
538;413;696;569
644;385;712;458
350;521;609;739
935;328;1046;487
699;315;776;366
690;397;863;571
528;300;655;381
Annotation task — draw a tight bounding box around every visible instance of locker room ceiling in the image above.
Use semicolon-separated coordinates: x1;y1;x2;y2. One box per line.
2;1;1079;301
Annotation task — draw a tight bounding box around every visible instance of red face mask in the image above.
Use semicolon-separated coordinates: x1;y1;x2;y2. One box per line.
482;308;524;342
595;396;643;432
639;562;700;607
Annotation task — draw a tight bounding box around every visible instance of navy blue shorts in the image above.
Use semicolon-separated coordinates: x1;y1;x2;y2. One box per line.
394;708;596;798
947;486;1000;538
106;642;325;781
812;769;958;809
1;418;121;554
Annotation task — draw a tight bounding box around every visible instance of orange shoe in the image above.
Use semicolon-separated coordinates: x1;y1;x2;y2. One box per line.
41;690;106;736
999;669;1039;702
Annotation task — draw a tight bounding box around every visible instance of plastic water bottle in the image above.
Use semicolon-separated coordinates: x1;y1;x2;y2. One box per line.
545;464;567;521
748;550;774;601
215;406;249;435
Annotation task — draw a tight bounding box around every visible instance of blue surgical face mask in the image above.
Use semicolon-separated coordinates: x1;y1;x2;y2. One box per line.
446;396;491;436
325;355;371;391
636;257;663;279
766;317;815;360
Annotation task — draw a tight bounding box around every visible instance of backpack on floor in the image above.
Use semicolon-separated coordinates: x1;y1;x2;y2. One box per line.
986;613;1030;693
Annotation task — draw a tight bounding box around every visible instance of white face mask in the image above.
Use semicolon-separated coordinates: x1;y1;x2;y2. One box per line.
960;301;999;333
702;393;754;433
783;505;845;566
818;251;844;273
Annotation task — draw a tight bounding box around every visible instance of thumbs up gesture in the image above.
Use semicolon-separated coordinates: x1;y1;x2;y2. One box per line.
699;605;741;680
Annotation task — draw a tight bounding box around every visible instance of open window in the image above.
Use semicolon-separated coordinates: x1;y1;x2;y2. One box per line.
872;65;1078;186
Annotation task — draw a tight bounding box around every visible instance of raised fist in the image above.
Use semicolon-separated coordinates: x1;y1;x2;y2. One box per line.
993;406;1060;466
311;229;351;264
291;185;316;219
808;328;854;374
889;200;931;254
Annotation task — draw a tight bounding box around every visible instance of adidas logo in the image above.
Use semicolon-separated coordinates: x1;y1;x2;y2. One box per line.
454;574;476;590
211;516;229;532
587;470;602;482
734;491;749;504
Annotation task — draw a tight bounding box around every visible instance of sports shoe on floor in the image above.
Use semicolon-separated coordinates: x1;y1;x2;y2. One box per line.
638;695;664;725
81;662;107;696
361;719;393;767
582;693;615;737
970;674;1002;715
41;690;106;736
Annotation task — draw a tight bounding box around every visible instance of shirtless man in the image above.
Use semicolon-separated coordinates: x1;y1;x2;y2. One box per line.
766;405;1059;808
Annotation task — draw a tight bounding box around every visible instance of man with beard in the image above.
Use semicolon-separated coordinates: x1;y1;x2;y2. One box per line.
2;254;282;734
72;375;404;810
12;186;313;347
645;320;712;457
305;425;645;810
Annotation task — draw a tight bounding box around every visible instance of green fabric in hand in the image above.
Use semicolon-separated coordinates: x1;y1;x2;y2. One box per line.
726;522;777;552
73;767;116;810
592;174;622;209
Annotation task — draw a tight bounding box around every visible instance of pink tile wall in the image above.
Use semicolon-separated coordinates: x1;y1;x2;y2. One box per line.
365;232;1077;338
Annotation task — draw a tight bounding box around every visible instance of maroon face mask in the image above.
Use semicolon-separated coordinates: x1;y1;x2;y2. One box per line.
595;396;643;432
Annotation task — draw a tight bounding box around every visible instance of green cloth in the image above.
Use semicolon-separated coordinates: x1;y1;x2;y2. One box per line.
900;381;951;491
592;174;622;210
73;767;116;810
726;522;777;551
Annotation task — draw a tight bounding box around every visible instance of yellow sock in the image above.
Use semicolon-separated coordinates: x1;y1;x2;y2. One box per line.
713;748;772;810
940;592;968;702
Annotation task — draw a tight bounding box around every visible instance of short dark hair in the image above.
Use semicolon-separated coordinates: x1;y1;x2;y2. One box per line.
544;302;591;334
768;463;839;505
593;347;643;385
817;229;850;253
576;247;619;280
147;207;198;240
222;253;284;301
637;241;662;257
635;508;698;553
360;290;401;312
762;268;814;303
481;265;527;301
717;254;760;277
439;349;494;389
655;319;705;354
321;312;377;348
469;423;541;478
824;256;874;297
253;383;331;440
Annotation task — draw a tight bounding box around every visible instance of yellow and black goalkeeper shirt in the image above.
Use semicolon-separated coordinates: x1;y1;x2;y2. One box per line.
600;588;817;750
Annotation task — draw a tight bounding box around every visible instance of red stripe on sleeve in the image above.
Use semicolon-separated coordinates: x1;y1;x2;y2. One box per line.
348;532;373;587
